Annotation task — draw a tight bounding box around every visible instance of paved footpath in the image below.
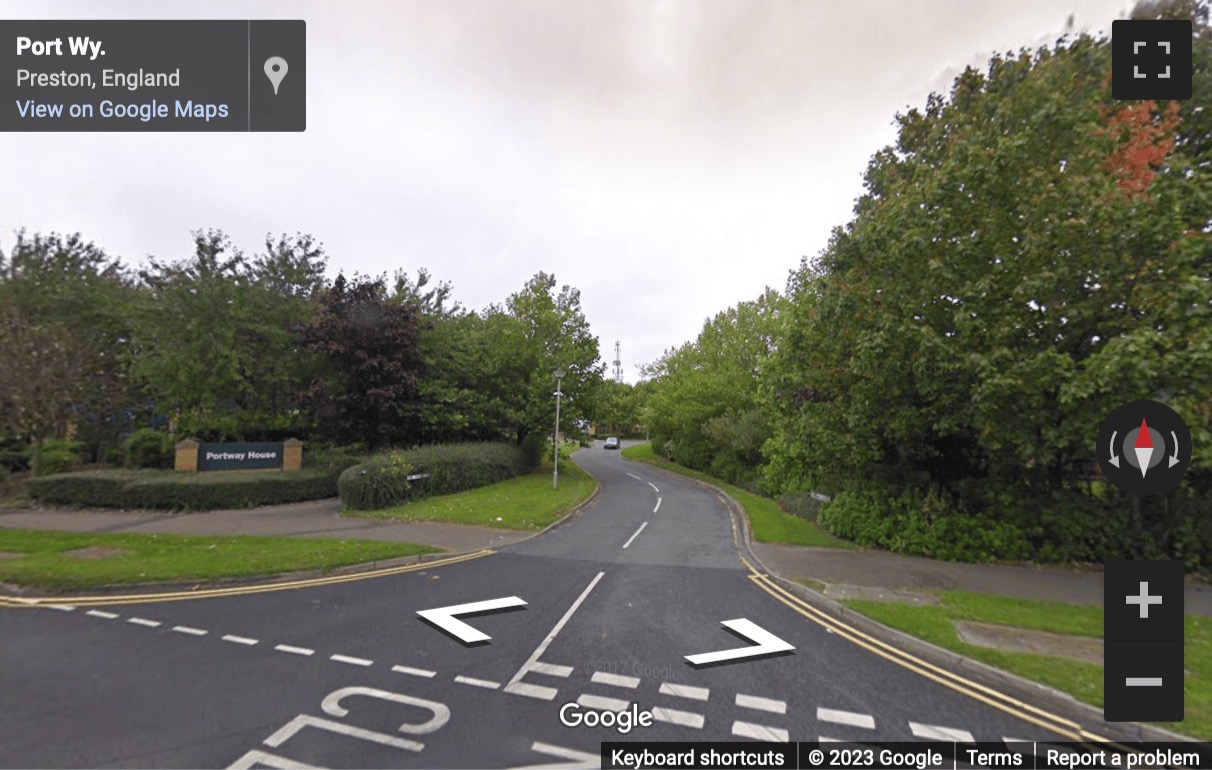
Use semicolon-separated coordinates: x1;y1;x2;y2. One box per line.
4;496;1210;616
0;499;529;553
754;541;1212;616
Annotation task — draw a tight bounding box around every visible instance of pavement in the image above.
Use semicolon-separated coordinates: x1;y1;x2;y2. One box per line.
0;498;532;552
5;474;1209;615
0;445;1194;768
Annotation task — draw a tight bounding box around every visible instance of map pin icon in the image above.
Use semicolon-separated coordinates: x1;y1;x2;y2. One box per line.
264;57;288;95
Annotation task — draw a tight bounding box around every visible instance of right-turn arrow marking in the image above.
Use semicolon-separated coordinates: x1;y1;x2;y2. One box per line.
685;618;794;667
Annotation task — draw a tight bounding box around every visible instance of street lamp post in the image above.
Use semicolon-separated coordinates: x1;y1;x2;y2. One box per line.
553;368;565;490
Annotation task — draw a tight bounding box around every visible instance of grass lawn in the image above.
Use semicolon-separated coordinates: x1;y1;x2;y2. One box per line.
620;443;854;549
838;588;1211;740
0;529;439;590
345;457;597;530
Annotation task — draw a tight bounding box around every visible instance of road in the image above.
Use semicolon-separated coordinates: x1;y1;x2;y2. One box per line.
0;445;1141;768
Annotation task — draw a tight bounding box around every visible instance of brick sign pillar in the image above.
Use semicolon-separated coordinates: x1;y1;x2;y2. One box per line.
283;438;303;471
175;438;200;472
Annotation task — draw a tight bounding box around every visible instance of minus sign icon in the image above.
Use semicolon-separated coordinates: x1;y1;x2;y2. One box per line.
1126;677;1163;686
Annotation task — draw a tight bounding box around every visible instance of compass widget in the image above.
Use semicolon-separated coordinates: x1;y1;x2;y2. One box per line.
1097;400;1192;497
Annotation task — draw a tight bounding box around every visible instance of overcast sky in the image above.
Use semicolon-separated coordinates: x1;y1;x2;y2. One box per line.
4;0;1133;382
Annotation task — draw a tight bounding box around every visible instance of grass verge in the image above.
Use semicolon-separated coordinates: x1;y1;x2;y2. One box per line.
620;443;853;549
345;456;596;530
0;529;439;590
839;589;1210;740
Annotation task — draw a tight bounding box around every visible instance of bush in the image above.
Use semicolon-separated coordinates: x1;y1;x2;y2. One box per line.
338;453;416;511
338;442;530;511
26;470;148;507
306;443;366;474
26;467;343;511
31;440;86;476
819;486;1032;563
776;491;826;522
124;428;174;469
405;442;530;498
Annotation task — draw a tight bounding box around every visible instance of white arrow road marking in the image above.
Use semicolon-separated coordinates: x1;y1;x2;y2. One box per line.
510;741;600;770
685;618;795;666
417;596;527;644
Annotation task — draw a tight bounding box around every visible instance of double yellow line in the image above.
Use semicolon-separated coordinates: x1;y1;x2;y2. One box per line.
0;549;495;608
740;556;1120;745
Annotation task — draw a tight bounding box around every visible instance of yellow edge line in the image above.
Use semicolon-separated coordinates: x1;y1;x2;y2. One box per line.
0;549;495;607
741;557;1118;745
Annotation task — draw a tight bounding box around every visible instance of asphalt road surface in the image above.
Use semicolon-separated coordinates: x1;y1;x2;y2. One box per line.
0;445;1144;768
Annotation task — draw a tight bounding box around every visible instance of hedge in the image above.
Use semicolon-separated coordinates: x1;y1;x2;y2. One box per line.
26;467;344;511
339;442;531;511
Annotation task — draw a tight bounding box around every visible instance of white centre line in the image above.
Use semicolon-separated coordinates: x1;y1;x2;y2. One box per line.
127;617;161;628
455;675;500;689
392;664;436;678
222;635;259;646
274;644;314;656
735;694;787;714
659;682;710;701
49;604;75;612
330;654;373;667
653;497;662;513
172;625;208;636
733;721;789;742
85;610;118;619
817;707;875;730
651;706;705;729
504;571;605;695
621;522;648;549
590;671;640;689
626;472;642;480
647;481;660;493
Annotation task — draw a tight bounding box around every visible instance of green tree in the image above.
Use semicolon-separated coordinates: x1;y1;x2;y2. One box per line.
489;272;605;446
132;230;324;439
643;288;786;484
0;231;137;463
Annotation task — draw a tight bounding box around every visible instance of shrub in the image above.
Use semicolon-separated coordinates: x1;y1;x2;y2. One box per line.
31;440;86;476
26;467;342;511
337;442;530;511
306;443;366;474
818;486;1032;563
26;470;151;507
121;470;339;511
776;491;826;522
124;428;174;469
404;442;529;498
338;453;417;511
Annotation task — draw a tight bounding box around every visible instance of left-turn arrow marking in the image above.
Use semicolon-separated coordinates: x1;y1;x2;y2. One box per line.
417;596;527;644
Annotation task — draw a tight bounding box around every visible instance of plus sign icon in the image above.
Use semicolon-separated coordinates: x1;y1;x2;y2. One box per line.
1112;19;1193;100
